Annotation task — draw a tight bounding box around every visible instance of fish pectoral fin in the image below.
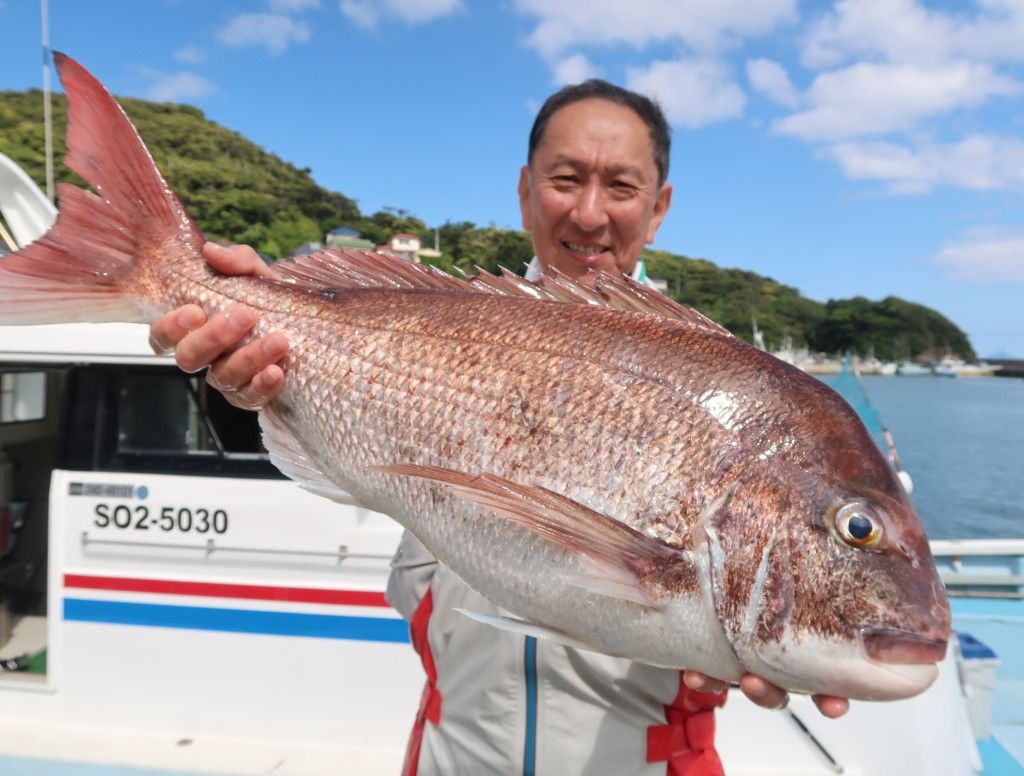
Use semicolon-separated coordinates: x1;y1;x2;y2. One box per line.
374;463;692;608
259;407;363;506
455;609;604;654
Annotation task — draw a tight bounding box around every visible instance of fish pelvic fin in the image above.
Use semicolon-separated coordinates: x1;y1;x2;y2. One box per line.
0;53;204;325
373;463;696;607
258;407;362;506
455;609;609;654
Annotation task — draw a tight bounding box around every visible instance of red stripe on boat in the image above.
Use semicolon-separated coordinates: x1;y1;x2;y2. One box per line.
63;574;390;607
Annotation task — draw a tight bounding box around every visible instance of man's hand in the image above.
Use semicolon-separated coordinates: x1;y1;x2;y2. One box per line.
683;671;850;718
149;242;290;410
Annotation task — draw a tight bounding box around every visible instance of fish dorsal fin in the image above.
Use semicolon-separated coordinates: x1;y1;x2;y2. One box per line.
258;406;362;506
272;249;732;336
275;248;471;292
374;463;695;607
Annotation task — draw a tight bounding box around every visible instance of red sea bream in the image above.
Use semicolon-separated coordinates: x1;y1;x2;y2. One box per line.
0;54;950;701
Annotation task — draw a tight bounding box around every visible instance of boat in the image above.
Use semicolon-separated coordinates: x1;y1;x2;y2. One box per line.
935;356;1005;378
897;360;933;376
2;140;1021;776
877;361;898;376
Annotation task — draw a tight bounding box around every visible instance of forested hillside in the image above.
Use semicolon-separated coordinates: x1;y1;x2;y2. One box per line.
0;88;974;360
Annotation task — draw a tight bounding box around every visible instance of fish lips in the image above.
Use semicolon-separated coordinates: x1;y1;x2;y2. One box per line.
861;627;948;666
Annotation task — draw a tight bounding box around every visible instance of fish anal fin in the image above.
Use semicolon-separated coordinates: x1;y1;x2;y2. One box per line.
374;463;694;606
259;407;361;506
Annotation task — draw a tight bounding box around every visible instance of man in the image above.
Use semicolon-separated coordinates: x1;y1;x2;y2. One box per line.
150;80;848;774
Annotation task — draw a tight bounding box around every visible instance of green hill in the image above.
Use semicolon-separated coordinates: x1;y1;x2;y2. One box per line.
0;89;974;361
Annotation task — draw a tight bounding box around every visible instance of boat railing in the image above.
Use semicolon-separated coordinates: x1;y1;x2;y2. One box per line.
930;539;1024;598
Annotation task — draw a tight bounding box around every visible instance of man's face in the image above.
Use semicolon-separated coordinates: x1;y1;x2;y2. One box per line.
518;98;672;281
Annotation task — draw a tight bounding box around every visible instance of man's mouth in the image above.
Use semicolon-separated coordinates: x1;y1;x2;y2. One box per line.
563;241;608;258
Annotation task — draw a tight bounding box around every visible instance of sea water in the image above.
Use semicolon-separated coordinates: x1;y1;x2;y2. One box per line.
829;375;1024;540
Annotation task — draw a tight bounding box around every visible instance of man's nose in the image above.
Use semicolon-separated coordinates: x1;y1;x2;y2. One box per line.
571;183;609;231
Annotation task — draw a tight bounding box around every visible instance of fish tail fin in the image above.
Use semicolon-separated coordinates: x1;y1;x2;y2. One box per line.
0;52;204;325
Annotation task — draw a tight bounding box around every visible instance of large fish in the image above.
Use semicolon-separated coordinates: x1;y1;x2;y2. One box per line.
0;54;950;701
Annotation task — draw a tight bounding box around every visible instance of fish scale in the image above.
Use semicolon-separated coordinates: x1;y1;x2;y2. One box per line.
0;53;952;701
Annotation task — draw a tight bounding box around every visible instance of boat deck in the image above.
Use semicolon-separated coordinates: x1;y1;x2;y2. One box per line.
952;596;1024;774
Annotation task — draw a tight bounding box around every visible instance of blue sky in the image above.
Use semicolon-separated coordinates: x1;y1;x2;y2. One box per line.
2;0;1023;357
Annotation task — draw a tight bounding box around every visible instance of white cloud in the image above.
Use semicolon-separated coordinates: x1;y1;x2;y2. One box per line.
933;228;1024;283
340;0;463;28
218;13;311;55
270;0;322;11
802;0;1024;69
773;61;1020;140
515;0;797;60
173;45;206;64
827;135;1024;194
626;58;745;128
142;70;217;103
552;54;599;85
746;57;799;108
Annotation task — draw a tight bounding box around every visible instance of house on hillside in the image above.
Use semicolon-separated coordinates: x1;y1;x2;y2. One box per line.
377;232;443;263
292;241;323;257
326;227;375;251
378;233;422;262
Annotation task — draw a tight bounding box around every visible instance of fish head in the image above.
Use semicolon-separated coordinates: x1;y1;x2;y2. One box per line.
704;386;951;701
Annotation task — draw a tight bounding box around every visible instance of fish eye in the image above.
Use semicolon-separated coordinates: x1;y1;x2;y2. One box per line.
835;503;883;549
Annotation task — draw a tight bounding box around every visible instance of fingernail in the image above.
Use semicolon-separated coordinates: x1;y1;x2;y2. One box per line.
148;334;173;356
261;333;289;359
684;674;706;690
225;307;256;334
177;307;204;331
261;366;284;387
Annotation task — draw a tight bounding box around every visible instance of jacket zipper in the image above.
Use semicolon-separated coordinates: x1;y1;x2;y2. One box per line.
523;635;538;776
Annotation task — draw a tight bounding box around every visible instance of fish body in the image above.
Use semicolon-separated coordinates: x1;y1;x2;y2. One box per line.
0;54;950;701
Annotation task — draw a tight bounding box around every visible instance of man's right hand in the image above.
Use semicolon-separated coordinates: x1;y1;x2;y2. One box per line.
149;242;290;410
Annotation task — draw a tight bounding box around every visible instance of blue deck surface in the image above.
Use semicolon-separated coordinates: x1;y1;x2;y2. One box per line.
952;597;1024;774
0;757;204;776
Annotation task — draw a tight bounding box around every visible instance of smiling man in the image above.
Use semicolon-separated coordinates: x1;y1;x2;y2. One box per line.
150;79;847;776
518;91;671;282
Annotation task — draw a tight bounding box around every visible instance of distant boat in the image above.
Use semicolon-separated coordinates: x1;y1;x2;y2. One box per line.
934;356;1004;378
896;360;932;376
856;355;897;375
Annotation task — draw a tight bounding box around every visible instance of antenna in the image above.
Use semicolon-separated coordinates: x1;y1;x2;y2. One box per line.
40;0;55;203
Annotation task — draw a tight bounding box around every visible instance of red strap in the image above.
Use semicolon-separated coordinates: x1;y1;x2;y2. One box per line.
647;674;727;776
400;588;442;776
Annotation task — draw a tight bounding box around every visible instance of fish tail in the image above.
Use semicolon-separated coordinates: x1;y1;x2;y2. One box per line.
0;52;204;325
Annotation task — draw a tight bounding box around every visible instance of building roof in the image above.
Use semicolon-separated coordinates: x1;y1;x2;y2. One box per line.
329;226;360;237
392;233;419;240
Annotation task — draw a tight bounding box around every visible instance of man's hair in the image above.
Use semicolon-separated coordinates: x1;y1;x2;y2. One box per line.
527;79;671;185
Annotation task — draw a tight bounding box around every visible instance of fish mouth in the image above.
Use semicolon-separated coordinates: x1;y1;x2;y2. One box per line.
861;627;948;665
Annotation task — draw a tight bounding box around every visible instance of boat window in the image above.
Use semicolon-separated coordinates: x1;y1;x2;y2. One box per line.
0;372;46;423
116;373;266;457
59;366;282;478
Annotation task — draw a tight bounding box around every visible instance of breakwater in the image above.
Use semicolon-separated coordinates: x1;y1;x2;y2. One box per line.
990;359;1024;378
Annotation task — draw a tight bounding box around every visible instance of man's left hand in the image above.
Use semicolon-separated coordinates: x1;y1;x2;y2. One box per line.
683;671;849;718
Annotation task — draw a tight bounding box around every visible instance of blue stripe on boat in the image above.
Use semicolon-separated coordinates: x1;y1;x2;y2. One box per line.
63;598;410;643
